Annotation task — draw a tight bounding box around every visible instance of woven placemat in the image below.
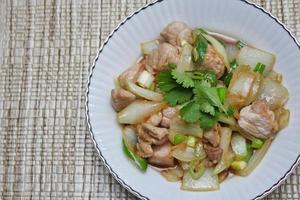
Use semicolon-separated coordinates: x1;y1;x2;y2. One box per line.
0;0;299;199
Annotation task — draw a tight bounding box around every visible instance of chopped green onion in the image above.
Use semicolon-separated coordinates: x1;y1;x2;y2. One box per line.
254;62;266;74
189;160;206;180
174;133;186;145
192;33;208;64
187;136;196;148
245;143;254;162
168;63;177;69
251;138;264;149
237;40;246;49
122;139;148;172
230;160;247;171
217;87;227;104
221;59;238;87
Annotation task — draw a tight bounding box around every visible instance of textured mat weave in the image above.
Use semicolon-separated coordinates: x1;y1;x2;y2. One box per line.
0;0;299;199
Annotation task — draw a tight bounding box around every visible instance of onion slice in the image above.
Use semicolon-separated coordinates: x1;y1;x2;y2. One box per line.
207;31;238;44
118;100;166;124
170;116;203;138
127;80;163;102
141;40;159;54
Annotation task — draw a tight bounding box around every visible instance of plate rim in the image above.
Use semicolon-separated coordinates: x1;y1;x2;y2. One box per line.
85;0;300;199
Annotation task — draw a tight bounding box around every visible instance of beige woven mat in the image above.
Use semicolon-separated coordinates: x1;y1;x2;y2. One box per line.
0;0;299;199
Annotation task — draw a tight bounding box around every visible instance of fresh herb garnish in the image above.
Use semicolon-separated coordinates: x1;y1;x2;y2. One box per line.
221;59;238;87
254;62;266;74
192;32;208;64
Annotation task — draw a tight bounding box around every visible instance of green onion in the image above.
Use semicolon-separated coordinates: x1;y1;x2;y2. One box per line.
217;87;227;104
231;160;247;171
251;138;264;149
192;33;208;64
122;139;148;172
174;133;186;145
189;160;206;180
245;143;254;162
221;59;238;87
254;62;266;74
237;40;246;49
187;136;196;148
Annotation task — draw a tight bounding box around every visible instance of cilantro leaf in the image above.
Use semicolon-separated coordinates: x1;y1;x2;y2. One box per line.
180;102;201;123
193;82;226;112
191;70;217;87
164;87;193;106
157;70;178;92
171;70;194;88
199;102;215;116
199;112;217;129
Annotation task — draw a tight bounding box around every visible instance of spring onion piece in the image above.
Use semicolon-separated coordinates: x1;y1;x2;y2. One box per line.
118;100;166;124
189;160;206;180
244;143;254;162
187;136;196;148
137;70;155;88
213;127;232;174
237;139;272;176
174;133;186;145
192;30;208;64
254;62;266;74
230;160;247;171
236;40;246;49
203;33;230;69
236;45;275;75
217;87;227;104
127;81;163;102
181;168;219;191
140;39;159;54
251;138;264;149
231;134;248;160
194;143;206;159
122;138;148;172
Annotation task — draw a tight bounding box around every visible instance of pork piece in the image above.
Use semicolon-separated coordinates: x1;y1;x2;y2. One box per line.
145;43;180;73
160;21;193;46
111;88;136;111
202;45;226;78
136;140;153;158
238;99;278;139
148;142;175;168
203;123;220;147
146;112;162;126
118;62;144;88
161;107;177;128
136;123;168;145
203;144;223;162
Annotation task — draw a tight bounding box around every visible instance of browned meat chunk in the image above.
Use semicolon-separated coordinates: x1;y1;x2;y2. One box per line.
203;123;220;147
202;45;226;78
118;61;144;88
238;99;278;139
161;107;177;128
136;123;168;145
111;88;136;111
148;142;175;168
136;140;153;158
160;21;193;46
203;144;223;162
145;43;180;73
146;112;162;126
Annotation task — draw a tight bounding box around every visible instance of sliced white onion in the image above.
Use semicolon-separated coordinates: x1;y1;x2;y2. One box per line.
203;33;230;69
177;43;194;72
140;40;159;55
160;166;184;182
256;78;289;110
274;107;290;131
231;134;247;159
237;45;275;75
228;65;261;108
171;146;197;162
236;139;272;176
207;31;238;44
170;116;203;138
126;80;163;102
213;127;232;174
118;100;166;124
266;71;283;83
137;70;155;88
122;126;138;151
181;168;219;191
225;43;239;61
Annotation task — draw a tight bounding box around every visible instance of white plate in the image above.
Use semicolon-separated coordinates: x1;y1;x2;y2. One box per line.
86;0;300;199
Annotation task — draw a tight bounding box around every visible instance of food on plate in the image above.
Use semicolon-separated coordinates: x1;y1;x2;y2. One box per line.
111;21;289;191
